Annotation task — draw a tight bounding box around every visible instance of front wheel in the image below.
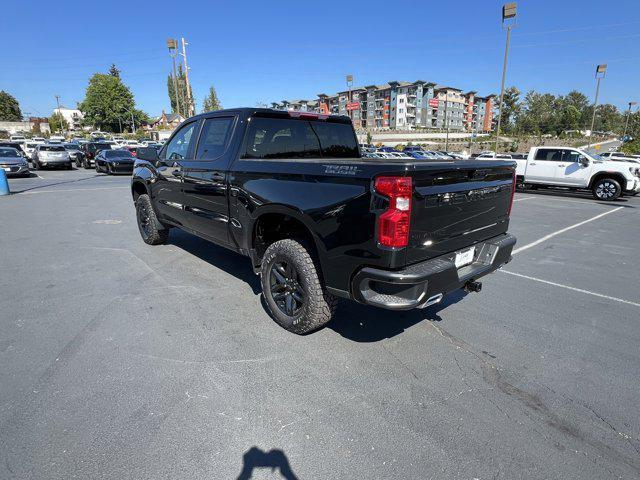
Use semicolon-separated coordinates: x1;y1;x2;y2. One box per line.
260;239;337;334
135;194;170;245
592;178;621;201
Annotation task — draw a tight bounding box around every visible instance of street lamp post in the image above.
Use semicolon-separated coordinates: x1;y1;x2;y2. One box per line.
589;64;607;140
494;2;517;154
167;38;182;118
623;101;637;138
346;74;353;122
444;99;449;151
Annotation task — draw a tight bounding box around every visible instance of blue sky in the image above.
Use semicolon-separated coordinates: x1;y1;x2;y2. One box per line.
3;0;639;118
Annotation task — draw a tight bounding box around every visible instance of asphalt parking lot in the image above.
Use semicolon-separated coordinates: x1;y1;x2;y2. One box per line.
1;169;639;479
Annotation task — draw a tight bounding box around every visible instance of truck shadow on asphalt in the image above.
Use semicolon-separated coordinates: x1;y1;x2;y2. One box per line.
236;447;299;480
327;290;467;342
169;228;466;342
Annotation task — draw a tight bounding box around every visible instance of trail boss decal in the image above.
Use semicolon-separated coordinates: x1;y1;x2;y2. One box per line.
324;165;360;175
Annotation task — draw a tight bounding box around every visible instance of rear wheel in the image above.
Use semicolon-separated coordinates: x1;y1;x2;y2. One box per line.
592;178;621;201
260;239;337;334
135;194;170;245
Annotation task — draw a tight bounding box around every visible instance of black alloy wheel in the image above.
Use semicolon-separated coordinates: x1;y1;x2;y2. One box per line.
269;260;305;317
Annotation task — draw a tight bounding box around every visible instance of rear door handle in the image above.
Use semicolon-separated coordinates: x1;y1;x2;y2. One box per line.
211;172;225;182
172;169;182;177
529;162;536;165
557;164;565;167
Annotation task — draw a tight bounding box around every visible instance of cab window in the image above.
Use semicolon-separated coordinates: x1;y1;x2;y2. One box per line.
164;122;197;160
534;149;563;161
195;117;234;160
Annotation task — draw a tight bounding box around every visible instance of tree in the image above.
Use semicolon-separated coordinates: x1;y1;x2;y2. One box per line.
79;72;147;132
593;104;622;133
108;64;121;78
499;86;521;133
0;90;22;121
167;64;194;116
202;85;222;112
49;112;69;133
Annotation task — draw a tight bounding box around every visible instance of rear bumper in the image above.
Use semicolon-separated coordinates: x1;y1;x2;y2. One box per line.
352;233;516;310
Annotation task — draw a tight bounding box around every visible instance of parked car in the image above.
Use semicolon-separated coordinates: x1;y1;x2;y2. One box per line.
477;153;513;159
121;146;139;157
32;136;46;143
95;149;136;174
23;142;40;160
131;108;517;334
600;152;640;163
403;146;423;152
9;135;26;143
63;143;83;166
407;151;441;160
0;141;26;156
32;144;72;169
0;147;30;177
79;142;112;168
515;146;640;200
49;135;65;143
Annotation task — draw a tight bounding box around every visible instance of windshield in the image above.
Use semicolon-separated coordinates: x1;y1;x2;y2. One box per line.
0;148;19;157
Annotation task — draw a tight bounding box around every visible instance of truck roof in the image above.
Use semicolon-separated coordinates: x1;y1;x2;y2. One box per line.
194;107;352;124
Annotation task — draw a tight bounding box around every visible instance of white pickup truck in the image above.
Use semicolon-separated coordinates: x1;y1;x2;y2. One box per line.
515;146;640;200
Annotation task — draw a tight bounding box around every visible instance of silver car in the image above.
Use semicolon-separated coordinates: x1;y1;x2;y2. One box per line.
33;144;72;170
0;147;30;177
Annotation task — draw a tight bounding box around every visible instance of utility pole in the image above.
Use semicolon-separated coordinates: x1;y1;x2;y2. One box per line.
55;95;65;137
623;101;637;138
590;64;607;141
181;37;194;117
131;111;136;133
495;3;517;154
167;39;182;118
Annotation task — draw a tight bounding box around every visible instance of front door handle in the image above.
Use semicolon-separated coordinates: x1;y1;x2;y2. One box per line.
211;172;225;182
529;162;537;166
172;169;182;177
557;164;565;167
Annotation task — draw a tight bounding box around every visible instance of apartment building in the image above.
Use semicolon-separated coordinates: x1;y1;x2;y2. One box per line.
273;80;495;132
52;105;84;131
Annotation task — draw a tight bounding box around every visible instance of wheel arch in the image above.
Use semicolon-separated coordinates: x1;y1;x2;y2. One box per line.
249;205;324;269
588;172;627;190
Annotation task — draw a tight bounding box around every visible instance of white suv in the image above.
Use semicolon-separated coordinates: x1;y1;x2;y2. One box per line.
516;146;640;200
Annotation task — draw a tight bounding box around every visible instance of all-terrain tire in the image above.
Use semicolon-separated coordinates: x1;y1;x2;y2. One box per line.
260;239;337;334
135;193;170;245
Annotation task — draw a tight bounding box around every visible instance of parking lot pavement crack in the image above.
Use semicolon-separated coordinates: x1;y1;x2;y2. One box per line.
380;342;419;380
428;322;640;474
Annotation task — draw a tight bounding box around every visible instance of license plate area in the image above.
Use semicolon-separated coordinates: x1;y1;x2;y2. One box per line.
454;247;475;269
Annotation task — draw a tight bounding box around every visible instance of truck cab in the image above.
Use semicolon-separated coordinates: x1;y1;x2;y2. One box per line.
516;146;640;200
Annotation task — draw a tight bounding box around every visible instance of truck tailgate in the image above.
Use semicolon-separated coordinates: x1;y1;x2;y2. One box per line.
405;161;515;266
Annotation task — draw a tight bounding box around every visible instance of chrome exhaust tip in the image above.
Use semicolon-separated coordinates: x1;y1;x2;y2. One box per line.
419;293;443;308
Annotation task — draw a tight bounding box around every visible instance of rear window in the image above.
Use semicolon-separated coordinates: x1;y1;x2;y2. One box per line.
105;150;133;158
40;145;65;151
243;117;358;159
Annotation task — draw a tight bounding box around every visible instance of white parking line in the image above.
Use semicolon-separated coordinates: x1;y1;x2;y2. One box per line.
19;186;129;195
512;207;623;255
501;270;640;308
513;196;535;202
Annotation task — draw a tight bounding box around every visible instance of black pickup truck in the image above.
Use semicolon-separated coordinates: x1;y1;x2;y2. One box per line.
132;108;516;334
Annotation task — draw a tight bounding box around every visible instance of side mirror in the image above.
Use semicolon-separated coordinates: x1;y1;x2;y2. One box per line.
136;147;159;162
579;156;589;167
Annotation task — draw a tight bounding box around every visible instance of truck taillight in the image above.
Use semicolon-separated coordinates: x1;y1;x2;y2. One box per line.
508;170;516;216
375;176;412;248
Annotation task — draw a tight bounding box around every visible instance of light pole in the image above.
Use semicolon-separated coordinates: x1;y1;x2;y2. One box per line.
167;38;182;118
346;74;353;122
589;64;607;140
494;2;517;154
623;101;637;138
